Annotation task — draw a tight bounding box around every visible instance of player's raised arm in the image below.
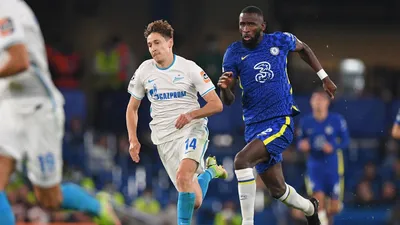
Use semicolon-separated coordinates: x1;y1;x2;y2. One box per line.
0;12;29;77
218;46;238;105
290;34;337;99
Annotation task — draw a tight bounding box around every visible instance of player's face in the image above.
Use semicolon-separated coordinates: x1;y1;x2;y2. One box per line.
239;13;265;48
147;32;173;63
310;92;330;112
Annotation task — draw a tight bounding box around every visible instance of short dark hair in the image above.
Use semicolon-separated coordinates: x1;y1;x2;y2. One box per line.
241;6;264;17
144;20;174;39
313;87;330;98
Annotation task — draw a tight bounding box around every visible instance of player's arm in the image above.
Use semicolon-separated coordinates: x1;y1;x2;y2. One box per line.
176;90;223;129
288;33;337;99
218;46;238;105
391;110;400;139
334;115;350;149
126;67;145;162
0;44;29;77
0;14;29;77
175;63;223;129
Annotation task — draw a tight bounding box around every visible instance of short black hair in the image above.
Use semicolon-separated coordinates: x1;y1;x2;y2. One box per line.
241;6;264;17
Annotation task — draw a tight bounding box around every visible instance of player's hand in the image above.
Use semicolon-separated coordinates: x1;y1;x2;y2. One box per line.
298;139;311;152
129;139;141;163
322;142;333;154
175;113;193;129
322;77;337;99
217;72;233;89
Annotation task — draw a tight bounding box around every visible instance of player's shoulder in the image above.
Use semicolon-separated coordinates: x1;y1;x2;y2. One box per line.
137;59;154;71
225;41;243;54
268;31;296;44
329;112;346;123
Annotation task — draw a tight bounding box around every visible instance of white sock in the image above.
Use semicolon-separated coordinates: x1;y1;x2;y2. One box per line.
278;183;314;216
319;210;328;225
235;168;256;225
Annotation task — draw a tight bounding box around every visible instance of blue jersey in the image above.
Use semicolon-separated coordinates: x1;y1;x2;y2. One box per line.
297;113;350;172
222;32;300;125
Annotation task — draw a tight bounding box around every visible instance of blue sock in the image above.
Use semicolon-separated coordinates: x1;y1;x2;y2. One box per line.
197;169;215;199
177;192;195;225
61;183;101;216
0;191;15;225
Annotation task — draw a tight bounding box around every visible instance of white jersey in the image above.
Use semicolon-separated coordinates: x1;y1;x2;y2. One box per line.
0;0;64;111
128;55;215;145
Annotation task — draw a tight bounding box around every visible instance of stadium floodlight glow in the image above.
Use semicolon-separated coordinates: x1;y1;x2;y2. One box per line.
340;58;365;75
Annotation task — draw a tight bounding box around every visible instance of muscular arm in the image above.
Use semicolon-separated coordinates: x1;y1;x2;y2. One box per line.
293;38;323;73
126;96;141;142
0;44;29;78
218;72;237;106
189;90;223;119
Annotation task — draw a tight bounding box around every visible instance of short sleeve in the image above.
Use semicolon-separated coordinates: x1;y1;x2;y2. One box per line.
189;61;215;97
280;32;297;52
127;65;145;100
0;6;24;50
222;45;239;78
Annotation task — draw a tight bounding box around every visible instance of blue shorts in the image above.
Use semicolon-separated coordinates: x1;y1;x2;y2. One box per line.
245;116;294;174
307;169;342;200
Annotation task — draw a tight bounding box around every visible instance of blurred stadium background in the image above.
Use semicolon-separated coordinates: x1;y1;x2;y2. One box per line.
8;0;400;224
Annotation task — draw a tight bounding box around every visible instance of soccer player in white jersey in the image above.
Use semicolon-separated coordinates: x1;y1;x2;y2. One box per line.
126;20;228;225
0;0;120;224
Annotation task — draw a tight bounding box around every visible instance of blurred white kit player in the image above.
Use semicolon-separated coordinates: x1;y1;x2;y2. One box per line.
0;0;65;187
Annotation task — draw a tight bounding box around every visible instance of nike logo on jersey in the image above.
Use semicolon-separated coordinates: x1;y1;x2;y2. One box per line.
148;79;156;83
241;54;250;60
173;76;184;83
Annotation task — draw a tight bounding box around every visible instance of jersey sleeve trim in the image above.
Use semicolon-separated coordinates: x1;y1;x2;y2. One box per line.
128;90;144;100
200;86;215;97
0;40;24;50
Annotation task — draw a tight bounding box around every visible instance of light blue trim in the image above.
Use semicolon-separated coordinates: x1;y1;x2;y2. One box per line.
156;54;176;70
128;90;143;100
1;40;23;51
200;139;208;160
200;86;215;97
32;64;56;109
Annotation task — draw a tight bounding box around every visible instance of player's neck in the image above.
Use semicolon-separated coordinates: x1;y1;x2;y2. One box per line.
313;111;328;121
157;53;175;69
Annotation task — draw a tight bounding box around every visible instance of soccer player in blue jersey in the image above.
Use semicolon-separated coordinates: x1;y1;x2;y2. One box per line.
297;88;350;225
218;6;337;225
391;109;400;139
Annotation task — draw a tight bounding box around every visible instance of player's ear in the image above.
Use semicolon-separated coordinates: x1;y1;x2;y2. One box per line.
168;38;173;49
261;21;266;32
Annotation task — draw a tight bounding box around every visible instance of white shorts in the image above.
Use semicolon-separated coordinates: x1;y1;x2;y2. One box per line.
0;102;64;188
157;123;209;189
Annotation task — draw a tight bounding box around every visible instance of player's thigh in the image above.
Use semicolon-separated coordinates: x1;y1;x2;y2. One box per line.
26;107;64;189
181;124;210;175
251;116;294;174
326;174;343;214
0;103;24;190
157;140;182;190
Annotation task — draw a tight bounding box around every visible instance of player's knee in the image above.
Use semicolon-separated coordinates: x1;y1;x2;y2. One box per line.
34;185;62;210
194;198;202;209
329;202;342;215
270;183;287;199
234;152;250;169
176;171;193;190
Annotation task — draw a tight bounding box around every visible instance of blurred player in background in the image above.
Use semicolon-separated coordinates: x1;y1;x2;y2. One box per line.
218;5;337;225
391;108;400;139
0;0;120;224
126;20;228;225
297;88;350;225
